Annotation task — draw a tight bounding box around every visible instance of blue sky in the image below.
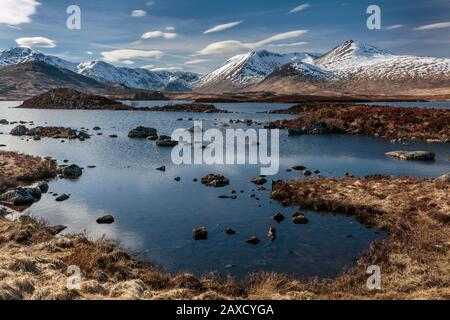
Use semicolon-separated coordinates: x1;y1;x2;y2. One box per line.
0;0;449;74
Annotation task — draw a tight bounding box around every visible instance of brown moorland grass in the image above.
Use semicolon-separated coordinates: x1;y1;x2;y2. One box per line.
1;152;448;299
268;103;450;142
0;151;57;192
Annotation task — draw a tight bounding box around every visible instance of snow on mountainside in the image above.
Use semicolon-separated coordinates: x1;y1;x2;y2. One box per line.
313;40;450;81
0;47;77;71
0;47;200;91
195;50;314;90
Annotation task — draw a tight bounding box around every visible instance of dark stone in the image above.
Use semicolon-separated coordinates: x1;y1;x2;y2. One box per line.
156;166;166;172
225;228;236;235
10;125;30;136
201;174;230;187
246;236;260;245
272;212;285;223
128;126;158;139
55;194;69;202
250;176;267;185
292;165;306;171
193;227;207;240
60;164;82;178
96;215;115;224
292;212;309;224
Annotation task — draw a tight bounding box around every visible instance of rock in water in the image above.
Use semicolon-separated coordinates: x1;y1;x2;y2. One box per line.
10;125;30;136
272;212;285;223
193;227;208;240
292;212;309;224
250;176;267;185
128;126;158;139
268;227;276;241
225;228;236;235
246;236;260;245
156;136;178;147
96;215;115;224
60;164;82;178
201;174;230;187
55;194;69;202
385;151;435;161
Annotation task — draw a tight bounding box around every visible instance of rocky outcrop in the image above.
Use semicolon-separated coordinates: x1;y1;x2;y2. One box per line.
385;151;435;161
155;135;178;147
128;126;158;139
59;164;82;178
193;227;208;240
201;174;230;187
18;88;129;110
96;215;115;224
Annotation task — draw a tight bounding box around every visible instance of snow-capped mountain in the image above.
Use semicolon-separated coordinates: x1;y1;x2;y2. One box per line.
0;47;77;71
194;50;314;91
252;40;450;95
313;40;450;81
0;47;200;91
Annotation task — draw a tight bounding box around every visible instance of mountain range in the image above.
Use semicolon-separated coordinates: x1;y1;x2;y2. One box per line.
0;40;449;97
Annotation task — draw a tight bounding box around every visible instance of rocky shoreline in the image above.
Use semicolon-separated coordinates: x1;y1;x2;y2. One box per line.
267;102;450;142
1;151;448;299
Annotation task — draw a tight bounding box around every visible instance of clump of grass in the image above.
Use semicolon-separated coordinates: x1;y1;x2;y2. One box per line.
269;102;450;141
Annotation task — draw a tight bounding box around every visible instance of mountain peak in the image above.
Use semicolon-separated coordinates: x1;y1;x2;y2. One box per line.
315;40;391;65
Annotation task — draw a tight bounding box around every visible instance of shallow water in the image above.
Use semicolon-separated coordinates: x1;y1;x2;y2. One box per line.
1;101;449;278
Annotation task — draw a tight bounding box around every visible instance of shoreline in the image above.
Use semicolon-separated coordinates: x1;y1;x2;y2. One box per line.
1;151;448;299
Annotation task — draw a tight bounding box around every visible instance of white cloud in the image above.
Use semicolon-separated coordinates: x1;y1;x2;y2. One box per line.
0;0;40;25
384;24;404;30
269;41;309;47
146;1;155;6
197;29;308;55
289;3;311;14
204;21;243;34
185;59;208;65
141;30;178;39
131;10;147;17
165;26;175;31
15;36;56;48
86;51;93;55
415;21;450;31
122;60;135;65
150;66;182;72
101;49;163;63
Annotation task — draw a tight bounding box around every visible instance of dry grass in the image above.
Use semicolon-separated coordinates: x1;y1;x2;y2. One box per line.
0;152;57;192
269;103;450;141
1;152;448;300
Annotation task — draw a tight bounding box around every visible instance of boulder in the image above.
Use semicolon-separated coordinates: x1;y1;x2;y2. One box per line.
292;212;309;225
0;187;41;206
96;215;115;224
0;119;9;125
272;212;285;223
156;166;166;172
385;151;435;161
225;228;236;235
201;174;230;187
36;182;49;193
246;236;260;245
156;136;178;147
250;177;267;185
268;227;276;241
288;127;304;136
60;164;82;178
128;126;158;139
10;125;30;136
193;227;207;240
55;194;70;202
292;165;306;171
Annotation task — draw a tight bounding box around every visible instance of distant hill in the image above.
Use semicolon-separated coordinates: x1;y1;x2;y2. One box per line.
0;61;113;99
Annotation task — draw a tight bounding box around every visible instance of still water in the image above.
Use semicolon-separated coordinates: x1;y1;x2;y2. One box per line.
1;100;449;278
